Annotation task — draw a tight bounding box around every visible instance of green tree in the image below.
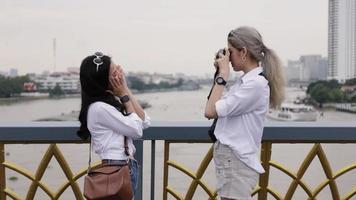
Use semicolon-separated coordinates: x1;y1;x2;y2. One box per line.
0;75;30;97
307;79;340;94
309;83;330;104
328;89;345;102
158;81;170;88
49;84;65;97
174;78;184;87
345;78;356;85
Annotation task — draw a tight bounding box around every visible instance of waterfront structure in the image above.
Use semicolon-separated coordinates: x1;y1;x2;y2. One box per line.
267;103;318;121
32;72;80;93
23;82;37;92
328;0;356;82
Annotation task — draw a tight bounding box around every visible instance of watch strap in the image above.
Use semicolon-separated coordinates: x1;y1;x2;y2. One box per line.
119;95;130;103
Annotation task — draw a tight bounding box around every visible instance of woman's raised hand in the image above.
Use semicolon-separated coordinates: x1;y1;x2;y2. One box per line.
109;66;129;96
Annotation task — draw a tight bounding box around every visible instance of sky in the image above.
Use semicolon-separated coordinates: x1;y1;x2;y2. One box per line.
0;0;328;76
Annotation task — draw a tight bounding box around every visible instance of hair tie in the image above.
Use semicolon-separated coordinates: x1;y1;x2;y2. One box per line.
264;44;269;52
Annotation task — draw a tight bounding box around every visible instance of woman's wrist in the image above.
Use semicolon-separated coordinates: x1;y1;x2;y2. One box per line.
218;71;229;79
116;88;129;97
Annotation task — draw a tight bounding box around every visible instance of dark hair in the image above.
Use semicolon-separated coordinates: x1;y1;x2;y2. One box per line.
77;54;124;140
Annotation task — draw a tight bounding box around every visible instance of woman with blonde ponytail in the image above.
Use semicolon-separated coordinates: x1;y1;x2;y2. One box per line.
205;26;285;200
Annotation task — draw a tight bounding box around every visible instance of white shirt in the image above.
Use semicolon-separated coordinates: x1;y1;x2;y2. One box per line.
87;102;151;160
215;66;270;173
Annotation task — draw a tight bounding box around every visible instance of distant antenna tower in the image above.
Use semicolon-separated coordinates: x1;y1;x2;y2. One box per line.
53;38;56;72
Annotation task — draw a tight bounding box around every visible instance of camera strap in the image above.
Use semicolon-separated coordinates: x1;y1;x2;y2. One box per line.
207;69;219;100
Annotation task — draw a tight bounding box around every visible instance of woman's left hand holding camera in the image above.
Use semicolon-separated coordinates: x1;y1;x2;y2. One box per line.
205;48;230;119
215;48;230;79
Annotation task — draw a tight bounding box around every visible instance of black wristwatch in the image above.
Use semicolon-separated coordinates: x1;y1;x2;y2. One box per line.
119;95;130;103
215;77;227;86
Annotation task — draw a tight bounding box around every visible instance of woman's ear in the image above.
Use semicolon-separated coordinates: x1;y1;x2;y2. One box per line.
242;47;247;57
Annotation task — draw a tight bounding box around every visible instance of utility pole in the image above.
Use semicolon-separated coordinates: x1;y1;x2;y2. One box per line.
53;38;56;72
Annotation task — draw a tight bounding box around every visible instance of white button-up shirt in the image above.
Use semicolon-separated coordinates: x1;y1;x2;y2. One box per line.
215;66;269;173
87;102;151;160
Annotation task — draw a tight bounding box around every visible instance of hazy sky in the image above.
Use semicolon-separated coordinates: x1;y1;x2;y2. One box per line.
1;0;328;75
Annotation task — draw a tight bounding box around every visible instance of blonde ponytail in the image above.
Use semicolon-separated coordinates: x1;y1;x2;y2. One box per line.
262;47;286;108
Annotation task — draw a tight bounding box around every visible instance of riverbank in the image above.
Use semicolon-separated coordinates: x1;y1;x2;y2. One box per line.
0;96;49;105
0;87;355;123
323;103;356;113
0;86;201;106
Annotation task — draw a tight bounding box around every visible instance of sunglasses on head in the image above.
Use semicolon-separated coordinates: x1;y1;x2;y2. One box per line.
93;52;104;72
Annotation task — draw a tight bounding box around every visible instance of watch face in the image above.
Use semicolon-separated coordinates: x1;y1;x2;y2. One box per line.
216;77;226;85
120;95;130;103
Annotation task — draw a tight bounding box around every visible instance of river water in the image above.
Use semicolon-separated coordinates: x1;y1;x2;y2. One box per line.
0;87;355;199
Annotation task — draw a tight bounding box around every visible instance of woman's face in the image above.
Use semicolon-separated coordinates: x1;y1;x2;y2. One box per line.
108;62;122;90
228;42;244;72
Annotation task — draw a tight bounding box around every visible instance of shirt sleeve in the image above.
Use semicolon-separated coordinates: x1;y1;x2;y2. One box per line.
96;103;144;139
215;80;268;117
142;111;151;129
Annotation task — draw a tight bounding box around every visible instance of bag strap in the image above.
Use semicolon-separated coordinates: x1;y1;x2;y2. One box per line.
87;136;130;173
87;139;92;173
124;136;130;156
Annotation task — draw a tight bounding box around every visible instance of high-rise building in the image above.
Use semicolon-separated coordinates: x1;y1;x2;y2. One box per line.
286;55;328;83
9;68;18;77
301;55;328;82
286;60;302;82
328;0;356;83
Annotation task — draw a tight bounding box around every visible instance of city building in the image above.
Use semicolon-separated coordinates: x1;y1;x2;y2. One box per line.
151;73;177;85
286;60;302;82
286;55;328;84
328;0;356;82
23;82;37;92
300;55;328;82
67;67;80;74
31;72;80;93
9;68;18;77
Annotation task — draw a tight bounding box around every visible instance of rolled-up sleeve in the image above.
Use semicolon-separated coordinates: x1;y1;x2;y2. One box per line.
142;111;151;129
215;80;267;117
97;104;144;139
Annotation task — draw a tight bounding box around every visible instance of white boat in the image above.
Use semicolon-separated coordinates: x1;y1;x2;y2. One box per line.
267;103;318;121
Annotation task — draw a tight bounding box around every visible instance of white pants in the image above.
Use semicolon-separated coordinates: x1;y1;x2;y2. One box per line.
213;142;258;200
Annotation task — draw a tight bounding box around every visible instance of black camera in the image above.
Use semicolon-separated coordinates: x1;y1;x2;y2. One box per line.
215;49;226;59
214;48;227;69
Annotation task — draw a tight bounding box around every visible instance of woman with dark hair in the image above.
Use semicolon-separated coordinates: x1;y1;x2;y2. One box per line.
78;52;150;195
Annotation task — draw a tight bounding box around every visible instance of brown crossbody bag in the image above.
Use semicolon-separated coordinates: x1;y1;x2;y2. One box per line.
83;136;133;200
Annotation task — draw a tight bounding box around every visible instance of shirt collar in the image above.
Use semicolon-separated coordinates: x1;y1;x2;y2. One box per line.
241;66;263;83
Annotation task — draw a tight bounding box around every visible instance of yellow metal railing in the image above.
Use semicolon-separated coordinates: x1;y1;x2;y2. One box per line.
0;144;101;200
1;122;356;200
163;141;356;200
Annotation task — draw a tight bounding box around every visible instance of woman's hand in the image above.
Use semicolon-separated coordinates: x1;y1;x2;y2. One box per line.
109;67;129;96
215;48;230;78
